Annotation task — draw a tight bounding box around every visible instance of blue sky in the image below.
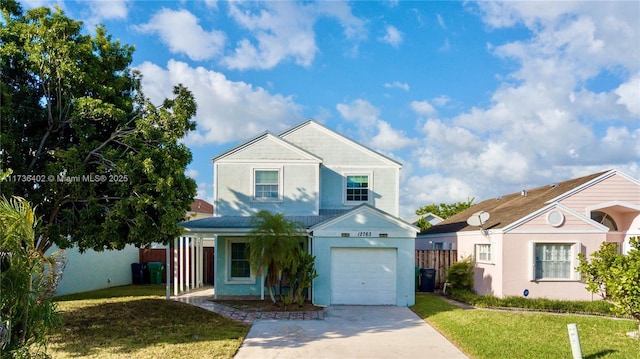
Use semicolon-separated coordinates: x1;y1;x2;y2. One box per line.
22;1;640;217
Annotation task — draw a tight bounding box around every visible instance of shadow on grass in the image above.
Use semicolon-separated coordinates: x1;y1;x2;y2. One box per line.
51;297;248;357
54;284;166;302
584;350;618;359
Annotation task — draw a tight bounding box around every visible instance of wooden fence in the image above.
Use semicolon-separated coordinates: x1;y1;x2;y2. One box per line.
139;248;215;285
415;250;458;289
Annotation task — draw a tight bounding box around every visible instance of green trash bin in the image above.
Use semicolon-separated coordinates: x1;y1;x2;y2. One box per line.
147;262;164;284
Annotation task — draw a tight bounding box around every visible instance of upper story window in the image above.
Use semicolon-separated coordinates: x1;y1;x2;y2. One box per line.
254;169;280;201
590;211;618;231
345;175;369;203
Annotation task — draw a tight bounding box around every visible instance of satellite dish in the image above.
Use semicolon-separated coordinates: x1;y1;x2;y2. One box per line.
467;211;490;227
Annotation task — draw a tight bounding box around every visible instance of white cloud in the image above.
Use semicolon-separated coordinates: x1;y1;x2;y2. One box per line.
370;121;418;151
185;169;199;179
379;25;403;48
337;99;416;152
432;96;451;107
223;2;317;69
615;74;640;116
436;14;446;29
401;174;474;217
196;181;212;203
220;1;367;70
402;2;640;205
411;100;437;116
336;99;380;128
88;0;129;20
384;81;410;91
313;1;367;41
135;8;225;61
137;60;302;145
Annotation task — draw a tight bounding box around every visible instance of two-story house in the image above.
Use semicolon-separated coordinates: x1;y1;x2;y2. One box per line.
179;120;418;306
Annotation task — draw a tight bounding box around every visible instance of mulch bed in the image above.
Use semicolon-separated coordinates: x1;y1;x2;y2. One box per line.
213;299;323;312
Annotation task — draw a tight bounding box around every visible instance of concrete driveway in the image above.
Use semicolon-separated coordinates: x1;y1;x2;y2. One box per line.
234;305;469;359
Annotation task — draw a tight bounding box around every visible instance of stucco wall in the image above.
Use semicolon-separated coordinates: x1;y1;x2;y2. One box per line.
501;232;606;300
213;236;261;296
452;232;504;297
48;244;139;296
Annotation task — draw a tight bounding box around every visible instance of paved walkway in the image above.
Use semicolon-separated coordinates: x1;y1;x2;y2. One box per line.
172;287;324;324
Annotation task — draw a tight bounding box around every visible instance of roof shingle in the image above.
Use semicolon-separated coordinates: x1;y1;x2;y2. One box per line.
420;170;610;235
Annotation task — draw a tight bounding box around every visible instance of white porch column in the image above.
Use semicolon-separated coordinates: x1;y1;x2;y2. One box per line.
196;236;202;288
213;235;218;299
165;241;171;300
197;236;203;288
173;237;178;296
179;236;184;293
185;237;191;292
190;237;195;289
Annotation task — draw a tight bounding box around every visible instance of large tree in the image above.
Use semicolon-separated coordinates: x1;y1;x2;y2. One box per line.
0;1;197;253
415;198;475;231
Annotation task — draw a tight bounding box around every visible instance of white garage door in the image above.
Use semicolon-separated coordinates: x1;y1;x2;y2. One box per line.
331;248;396;305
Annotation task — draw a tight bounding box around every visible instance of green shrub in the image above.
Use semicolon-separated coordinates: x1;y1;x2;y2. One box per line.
446;289;617;316
445;256;474;291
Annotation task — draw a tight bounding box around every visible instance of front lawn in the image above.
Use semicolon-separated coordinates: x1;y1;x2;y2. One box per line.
49;285;248;359
411;293;639;359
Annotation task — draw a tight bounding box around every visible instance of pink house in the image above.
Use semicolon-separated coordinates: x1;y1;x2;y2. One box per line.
416;169;640;301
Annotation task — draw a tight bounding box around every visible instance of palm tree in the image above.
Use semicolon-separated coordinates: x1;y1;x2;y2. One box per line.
248;210;304;303
0;196;64;355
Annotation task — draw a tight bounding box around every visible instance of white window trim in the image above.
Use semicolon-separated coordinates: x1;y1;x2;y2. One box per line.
251;167;283;203
343;172;373;205
225;239;255;284
474;243;493;264
529;241;581;282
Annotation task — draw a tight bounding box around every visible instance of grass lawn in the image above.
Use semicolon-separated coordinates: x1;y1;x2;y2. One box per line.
49;285;248;359
411;293;639;359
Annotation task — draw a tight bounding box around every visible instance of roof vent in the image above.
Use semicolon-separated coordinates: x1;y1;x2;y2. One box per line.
521;190;527;197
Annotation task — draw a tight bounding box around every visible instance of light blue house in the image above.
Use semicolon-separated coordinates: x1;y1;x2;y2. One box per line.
179;120;417;306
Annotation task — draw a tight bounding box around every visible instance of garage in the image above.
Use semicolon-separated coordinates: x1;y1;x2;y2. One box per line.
330;247;397;305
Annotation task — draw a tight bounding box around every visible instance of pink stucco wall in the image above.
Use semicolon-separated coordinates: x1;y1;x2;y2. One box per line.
501;232;606;301
422;172;639;301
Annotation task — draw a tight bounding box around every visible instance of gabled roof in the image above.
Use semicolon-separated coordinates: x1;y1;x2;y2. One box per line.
420;169;612;235
178;204;417;235
310;203;418;233
178;214;340;234
190;199;214;214
211;131;322;163
279;119;403;168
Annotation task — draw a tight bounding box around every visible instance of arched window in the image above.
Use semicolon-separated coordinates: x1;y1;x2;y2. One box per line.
590;211;618;231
